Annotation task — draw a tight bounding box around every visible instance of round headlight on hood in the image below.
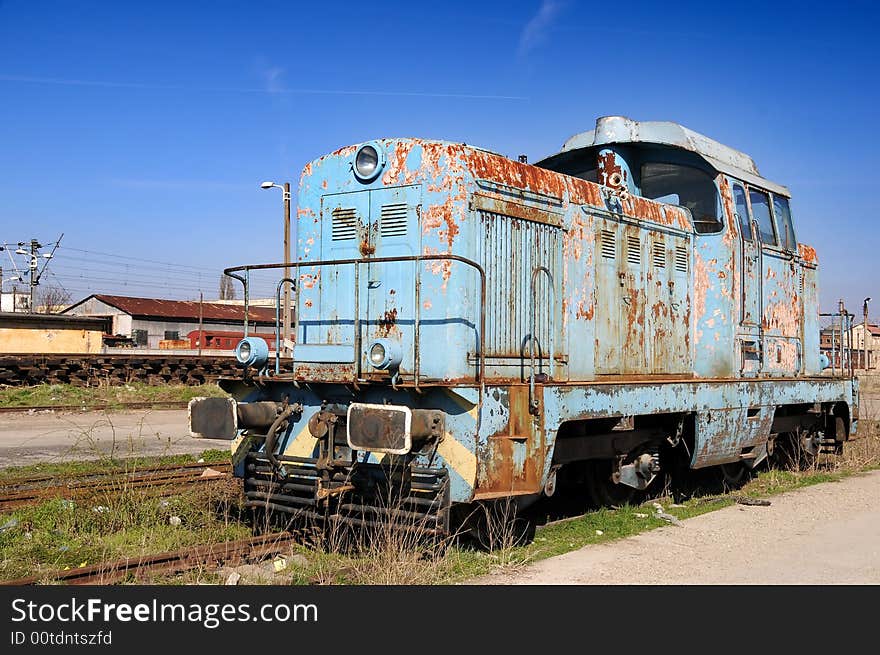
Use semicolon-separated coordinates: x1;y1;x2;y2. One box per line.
354;143;385;181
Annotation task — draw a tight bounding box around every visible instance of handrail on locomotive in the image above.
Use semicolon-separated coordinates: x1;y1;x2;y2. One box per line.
528;265;555;414
223;253;488;390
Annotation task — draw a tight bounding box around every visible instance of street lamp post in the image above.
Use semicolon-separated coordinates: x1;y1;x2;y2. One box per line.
261;181;293;356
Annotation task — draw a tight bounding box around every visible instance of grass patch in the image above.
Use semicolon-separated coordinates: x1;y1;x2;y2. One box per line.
276;425;880;585
0;484;248;582
4;424;878;586
0;382;228;409
218;501;736;586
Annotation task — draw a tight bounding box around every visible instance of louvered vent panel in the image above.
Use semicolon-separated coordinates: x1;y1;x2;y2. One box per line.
331;207;358;241
799;269;805;295
380;203;408;237
675;245;688;273
600;230;616;259
626;234;641;266
652;241;666;268
479;211;559;359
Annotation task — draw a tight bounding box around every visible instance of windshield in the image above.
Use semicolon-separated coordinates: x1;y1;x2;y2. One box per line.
640;162;722;234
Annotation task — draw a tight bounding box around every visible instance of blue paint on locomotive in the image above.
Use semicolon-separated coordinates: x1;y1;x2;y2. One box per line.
205;116;858;519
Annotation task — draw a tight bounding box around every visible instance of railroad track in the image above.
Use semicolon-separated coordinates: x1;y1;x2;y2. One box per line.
0;353;241;388
0;400;189;414
1;532;295;585
0;462;232;512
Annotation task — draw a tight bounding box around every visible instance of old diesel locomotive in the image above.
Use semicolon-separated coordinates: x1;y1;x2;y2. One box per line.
189;116;858;536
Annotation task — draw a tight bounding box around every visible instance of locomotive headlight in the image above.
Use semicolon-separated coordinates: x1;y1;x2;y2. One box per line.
369;342;386;366
238;341;251;361
368;338;402;370
235;336;269;369
353;143;385;182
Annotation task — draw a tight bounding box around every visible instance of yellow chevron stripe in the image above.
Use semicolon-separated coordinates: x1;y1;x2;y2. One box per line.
436;431;476;486
467;405;480;423
230;434;255;467
285;424;318;458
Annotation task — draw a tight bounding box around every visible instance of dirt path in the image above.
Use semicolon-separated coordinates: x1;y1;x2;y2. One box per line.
475;470;880;584
0;409;213;468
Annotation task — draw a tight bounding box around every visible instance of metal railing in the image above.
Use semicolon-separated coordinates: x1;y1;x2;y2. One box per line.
527;266;555;413
274;277;296;374
820;310;854;379
224;254;486;389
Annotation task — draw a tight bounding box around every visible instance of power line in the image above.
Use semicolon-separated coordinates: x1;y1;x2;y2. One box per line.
8;245;278;302
0;235;63;311
62;246;218;273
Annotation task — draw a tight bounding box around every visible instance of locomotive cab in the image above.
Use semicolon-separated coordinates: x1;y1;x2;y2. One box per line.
538;116;816;379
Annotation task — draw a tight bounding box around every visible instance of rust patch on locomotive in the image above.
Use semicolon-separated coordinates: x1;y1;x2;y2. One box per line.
475;386;545;499
799;243;818;265
597;149;626;189
378;308;400;337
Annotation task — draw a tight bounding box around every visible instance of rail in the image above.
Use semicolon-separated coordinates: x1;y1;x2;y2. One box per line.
1;531;295;586
225;254;487;388
0;462;231;512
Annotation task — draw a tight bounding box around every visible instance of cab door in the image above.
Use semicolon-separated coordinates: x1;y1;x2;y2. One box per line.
362;185;421;374
732;180;762;376
314;189;372;347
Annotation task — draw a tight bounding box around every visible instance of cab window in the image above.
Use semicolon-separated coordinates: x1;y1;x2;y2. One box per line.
772;195;796;251
748;189;777;246
640;162;722;234
732;183;751;241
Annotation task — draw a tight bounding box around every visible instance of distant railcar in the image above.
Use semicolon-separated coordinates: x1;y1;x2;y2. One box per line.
188;116;859;540
187;329;277;351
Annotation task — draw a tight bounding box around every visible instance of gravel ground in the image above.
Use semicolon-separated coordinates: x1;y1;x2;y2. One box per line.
475;469;880;585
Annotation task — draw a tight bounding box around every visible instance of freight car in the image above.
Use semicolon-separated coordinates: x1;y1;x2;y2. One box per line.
189;116;858;540
187;329;278;351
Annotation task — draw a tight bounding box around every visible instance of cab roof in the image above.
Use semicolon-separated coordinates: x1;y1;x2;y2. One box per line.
538;116;791;197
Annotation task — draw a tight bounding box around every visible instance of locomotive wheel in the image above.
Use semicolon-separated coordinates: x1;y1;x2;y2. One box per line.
774;429;820;471
466;500;536;550
718;461;750;487
585;459;638;508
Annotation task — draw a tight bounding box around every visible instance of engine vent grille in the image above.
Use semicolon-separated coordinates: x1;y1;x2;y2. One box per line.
331;207;358;241
600;229;616;259
626;234;641;266
652;240;666;268
479;211;559;359
675;245;688;273
380;203;408;237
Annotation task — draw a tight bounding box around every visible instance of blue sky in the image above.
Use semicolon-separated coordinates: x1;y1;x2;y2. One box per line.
0;0;877;316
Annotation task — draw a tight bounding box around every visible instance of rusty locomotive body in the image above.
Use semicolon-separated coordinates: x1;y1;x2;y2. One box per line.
189;116;858;536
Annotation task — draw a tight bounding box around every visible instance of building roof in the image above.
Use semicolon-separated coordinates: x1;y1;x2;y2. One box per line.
865;323;880;336
539;116;790;197
64;294;276;324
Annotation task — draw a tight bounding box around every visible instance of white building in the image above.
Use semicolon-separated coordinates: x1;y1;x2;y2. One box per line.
850;321;880;370
63;294;276;349
0;290;31;313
